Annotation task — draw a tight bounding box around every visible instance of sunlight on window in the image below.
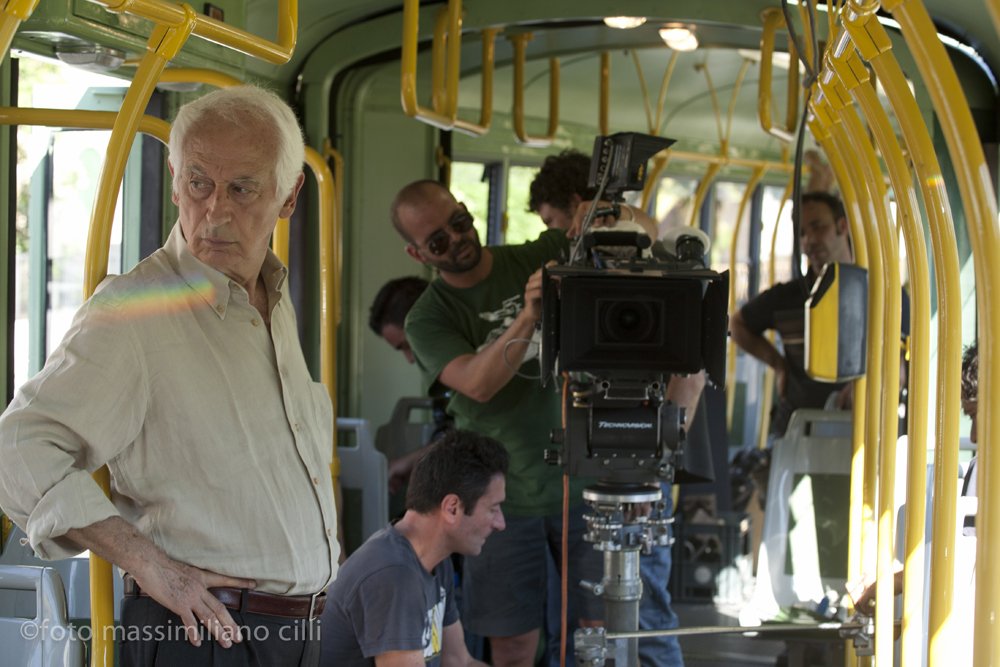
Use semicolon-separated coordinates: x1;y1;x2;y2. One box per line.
505;165;546;245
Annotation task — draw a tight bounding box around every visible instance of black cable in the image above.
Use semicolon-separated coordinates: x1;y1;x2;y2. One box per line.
791;86;814;282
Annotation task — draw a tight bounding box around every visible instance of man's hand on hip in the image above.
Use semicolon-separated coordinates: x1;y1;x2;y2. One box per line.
66;515;256;648
132;558;257;648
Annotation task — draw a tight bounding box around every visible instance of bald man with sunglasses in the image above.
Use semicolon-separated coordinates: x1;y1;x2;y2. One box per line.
390;180;603;667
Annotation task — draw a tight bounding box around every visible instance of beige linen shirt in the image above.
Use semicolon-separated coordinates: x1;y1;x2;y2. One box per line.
0;223;338;595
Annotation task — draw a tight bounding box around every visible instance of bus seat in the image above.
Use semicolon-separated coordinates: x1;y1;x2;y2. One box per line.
374;397;440;462
740;409;853;626
1;525;124;622
337;418;388;544
0;564;85;666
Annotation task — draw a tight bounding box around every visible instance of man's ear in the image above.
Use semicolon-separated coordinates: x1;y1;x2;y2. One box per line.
440;494;463;524
405;244;428;264
836;216;849;236
278;172;307;219
569;193;583;210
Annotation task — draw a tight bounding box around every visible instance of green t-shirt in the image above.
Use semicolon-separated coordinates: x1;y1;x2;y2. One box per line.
404;229;590;516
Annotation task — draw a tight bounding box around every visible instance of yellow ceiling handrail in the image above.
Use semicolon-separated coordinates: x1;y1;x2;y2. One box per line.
509;32;560;147
829;44;933;666
759;8;800;143
0;107;170;143
400;0;498;136
94;0;297;65
158;67;243;88
0;0;42;59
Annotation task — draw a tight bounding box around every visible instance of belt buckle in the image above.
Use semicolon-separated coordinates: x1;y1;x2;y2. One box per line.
308;591;320;622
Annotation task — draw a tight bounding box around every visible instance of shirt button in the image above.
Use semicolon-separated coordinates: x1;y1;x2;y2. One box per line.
313;477;319;484
327;529;332;537
216;305;224;313
252;319;260;326
295;423;300;431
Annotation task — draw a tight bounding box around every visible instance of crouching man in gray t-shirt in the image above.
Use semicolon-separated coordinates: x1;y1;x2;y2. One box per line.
320;429;509;667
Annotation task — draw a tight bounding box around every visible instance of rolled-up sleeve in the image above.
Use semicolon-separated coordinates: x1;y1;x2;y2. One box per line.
0;296;147;560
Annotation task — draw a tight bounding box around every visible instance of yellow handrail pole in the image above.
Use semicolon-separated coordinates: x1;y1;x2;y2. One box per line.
400;0;458;129
756;174;795;450
725;59;753;147
452;28;501;136
726;165;768;431
84;15;195;665
430;6;449;115
831;44;932;665
654;51;680;135
441;0;460;120
0;0;42;58
824;74;902;666
840;12;963;664
599;52;610;136
509;33;559;147
984;0;1000;52
95;0;296;64
640;150;672;211
759;8;798;143
810;125;870;657
632;50;655;134
0;108;171;143
157;67;242;88
816;95;884;591
879;2;1000;661
688;163;721;228
272;218;290;265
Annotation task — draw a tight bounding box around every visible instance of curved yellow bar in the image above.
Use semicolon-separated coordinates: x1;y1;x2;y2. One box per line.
0;108;170;144
400;0;457;130
879;1;1000;661
832;45;932;666
95;0;296;65
452;28;501;136
687;159;723;228
811;123;870;625
158;67;243;88
816;95;884;588
759;9;800;143
328;146;345;326
726;165;768;431
639;150;671;210
599;52;610;136
828;81;902;667
756;175;794;450
272;218;290;265
510;33;559;147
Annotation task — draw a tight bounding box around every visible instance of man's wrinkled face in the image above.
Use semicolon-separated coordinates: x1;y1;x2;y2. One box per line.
401;192;483;274
800;201;850;274
170;114;300;285
455;474;505;556
381;323;414;364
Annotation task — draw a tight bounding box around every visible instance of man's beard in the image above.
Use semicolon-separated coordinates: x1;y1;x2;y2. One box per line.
431;235;483;273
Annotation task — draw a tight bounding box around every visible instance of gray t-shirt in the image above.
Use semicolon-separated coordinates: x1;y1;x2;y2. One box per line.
320;525;459;666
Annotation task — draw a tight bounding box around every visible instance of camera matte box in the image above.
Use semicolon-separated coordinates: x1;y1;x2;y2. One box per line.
559;275;704;373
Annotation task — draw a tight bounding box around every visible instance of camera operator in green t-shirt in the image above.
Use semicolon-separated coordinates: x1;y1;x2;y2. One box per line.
389;179;618;666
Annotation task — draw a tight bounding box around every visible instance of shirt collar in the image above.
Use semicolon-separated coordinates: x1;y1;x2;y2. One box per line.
164;223;288;320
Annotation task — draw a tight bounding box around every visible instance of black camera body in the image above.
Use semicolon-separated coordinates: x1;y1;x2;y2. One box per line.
541;132;728;486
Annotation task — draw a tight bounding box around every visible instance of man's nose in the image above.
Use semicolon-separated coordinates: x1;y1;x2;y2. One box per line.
493;511;505;532
206;188;232;226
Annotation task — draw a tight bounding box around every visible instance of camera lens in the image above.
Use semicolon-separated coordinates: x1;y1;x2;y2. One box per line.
603;300;657;343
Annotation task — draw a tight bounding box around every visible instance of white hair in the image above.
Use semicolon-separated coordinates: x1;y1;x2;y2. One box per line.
168;84;305;198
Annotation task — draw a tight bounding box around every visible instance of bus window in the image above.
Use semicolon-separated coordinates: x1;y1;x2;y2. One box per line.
760;184;794;287
711;181;753;306
505;164;544;245
449;161;488;246
653;176;697;239
14;57;130;393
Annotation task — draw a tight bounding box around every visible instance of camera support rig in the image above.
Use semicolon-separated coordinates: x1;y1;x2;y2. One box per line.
539;132;728;666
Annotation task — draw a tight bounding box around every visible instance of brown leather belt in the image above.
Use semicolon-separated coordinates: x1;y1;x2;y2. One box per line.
123;574;326;620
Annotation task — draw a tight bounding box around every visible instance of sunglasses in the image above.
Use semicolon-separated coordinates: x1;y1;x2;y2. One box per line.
416;209;476;256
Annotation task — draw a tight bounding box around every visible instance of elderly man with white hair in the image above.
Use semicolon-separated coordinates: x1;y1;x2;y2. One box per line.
0;85;337;666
